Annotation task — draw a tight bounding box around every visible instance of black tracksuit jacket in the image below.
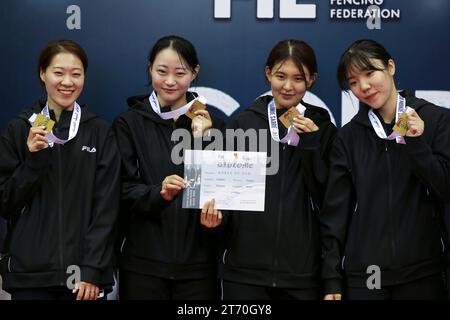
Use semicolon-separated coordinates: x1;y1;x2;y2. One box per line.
220;95;337;288
0;101;120;290
113;93;225;280
321;91;450;294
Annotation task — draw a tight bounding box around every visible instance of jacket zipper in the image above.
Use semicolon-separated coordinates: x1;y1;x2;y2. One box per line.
171;196;179;280
222;249;228;264
272;144;286;287
120;238;127;253
57;144;64;285
342;202;359;271
171;122;178;280
385;142;397;265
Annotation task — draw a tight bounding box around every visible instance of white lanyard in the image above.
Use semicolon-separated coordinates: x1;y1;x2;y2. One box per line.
368;94;412;144
267;99;306;146
28;102;81;147
149;91;207;120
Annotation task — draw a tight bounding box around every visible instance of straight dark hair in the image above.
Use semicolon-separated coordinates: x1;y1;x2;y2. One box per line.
38;39;88;86
148;35;199;74
337;39;392;90
265;39;318;87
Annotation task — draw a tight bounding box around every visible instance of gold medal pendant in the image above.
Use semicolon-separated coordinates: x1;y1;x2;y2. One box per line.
33;113;55;133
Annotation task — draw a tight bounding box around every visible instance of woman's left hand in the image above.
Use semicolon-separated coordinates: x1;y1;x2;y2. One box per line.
192;110;212;137
293;115;319;133
73;281;100;300
405;109;424;137
200;198;223;228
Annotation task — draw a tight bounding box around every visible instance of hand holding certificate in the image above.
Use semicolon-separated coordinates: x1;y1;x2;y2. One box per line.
161;174;187;201
200;198;223;228
182;150;267;212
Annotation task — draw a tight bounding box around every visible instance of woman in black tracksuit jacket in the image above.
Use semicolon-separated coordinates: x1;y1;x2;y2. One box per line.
321;39;450;300
113;35;225;300
202;40;337;300
0;40;120;300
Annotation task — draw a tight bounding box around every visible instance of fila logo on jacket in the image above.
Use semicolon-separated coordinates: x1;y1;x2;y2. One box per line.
81;146;96;153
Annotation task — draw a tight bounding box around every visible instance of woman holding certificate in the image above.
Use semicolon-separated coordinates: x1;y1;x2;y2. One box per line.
0;40;120;300
202;40;337;299
321;39;450;300
113;35;224;299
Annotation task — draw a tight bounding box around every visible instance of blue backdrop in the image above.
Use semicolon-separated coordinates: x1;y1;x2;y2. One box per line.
1;0;449;128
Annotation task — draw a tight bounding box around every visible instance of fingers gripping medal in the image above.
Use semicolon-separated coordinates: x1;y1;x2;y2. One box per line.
33;113;55;133
28;102;82;147
279;107;301;129
187;99;207;139
392;112;409;136
148;91;208;138
368;94;413;144
267;99;306;146
149;92;208;138
393;107;415;136
185;100;207;119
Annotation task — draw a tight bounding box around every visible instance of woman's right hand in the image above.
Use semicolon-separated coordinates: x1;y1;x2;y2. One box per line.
160;174;187;201
27;126;49;152
200;198;223;228
324;293;342;300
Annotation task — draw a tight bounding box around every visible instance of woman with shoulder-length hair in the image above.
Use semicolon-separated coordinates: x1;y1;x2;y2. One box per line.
0;39;120;300
202;39;337;300
321;39;450;300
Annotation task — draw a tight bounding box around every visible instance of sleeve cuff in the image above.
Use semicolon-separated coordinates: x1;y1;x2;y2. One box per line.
404;135;429;154
298;131;321;150
25;147;51;170
80;266;102;285
150;185;170;208
323;278;343;295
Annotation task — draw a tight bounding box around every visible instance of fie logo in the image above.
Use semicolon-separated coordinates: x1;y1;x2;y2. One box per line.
214;0;316;19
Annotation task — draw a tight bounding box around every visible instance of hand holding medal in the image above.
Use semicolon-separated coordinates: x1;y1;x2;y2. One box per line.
27;114;55;152
187;100;212;138
392;107;423;138
292;114;319;133
405;109;424;137
279;107;318;133
27;126;49;152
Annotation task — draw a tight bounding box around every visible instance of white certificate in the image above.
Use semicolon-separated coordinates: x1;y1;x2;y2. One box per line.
182;150;266;211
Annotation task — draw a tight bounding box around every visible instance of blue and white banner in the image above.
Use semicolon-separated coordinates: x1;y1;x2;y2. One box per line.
0;0;449;128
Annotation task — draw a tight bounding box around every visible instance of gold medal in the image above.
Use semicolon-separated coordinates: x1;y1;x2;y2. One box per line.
279;107;301;128
185;100;207;119
33;113;55;133
392;112;408;136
